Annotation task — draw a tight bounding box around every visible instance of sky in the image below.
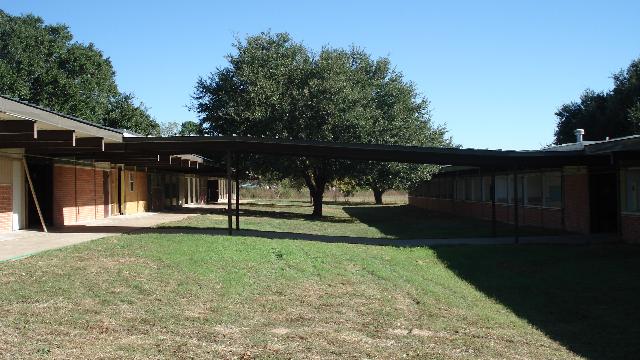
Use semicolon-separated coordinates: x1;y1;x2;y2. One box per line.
3;1;640;150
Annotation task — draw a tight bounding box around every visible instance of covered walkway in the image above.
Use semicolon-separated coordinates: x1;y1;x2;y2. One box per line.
0;211;200;261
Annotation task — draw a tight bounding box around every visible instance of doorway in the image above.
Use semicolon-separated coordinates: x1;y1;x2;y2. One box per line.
26;159;53;228
589;171;618;233
207;179;219;203
103;171;110;217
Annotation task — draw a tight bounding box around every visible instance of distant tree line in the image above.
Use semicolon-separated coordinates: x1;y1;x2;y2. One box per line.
554;58;640;144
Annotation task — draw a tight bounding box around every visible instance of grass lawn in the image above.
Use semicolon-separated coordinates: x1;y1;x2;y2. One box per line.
1;201;639;359
162;200;564;239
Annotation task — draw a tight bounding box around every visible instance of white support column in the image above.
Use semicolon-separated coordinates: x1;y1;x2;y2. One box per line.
11;158;25;230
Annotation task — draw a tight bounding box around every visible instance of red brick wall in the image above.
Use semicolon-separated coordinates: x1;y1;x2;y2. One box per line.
409;196;566;232
621;214;640;243
53;165;109;226
563;171;590;234
0;184;12;232
53;165;76;226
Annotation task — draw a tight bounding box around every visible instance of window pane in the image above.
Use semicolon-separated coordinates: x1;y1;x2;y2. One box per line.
464;177;473;201
496;176;508;203
543;172;562;208
526;173;543;206
455;178;464;200
482;176;491;202
626;170;640;212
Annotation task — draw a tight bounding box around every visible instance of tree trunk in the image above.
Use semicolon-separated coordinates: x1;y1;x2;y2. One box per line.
303;171;326;217
372;187;384;205
311;189;323;217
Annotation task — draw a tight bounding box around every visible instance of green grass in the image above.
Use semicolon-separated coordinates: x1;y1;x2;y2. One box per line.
162;200;564;239
1;200;638;358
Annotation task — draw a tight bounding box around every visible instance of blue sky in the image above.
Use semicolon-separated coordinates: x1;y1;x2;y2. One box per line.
3;1;640;149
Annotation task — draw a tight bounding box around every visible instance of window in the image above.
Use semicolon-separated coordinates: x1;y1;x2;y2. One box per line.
543;172;562;208
482;176;492;202
625;169;640;212
472;177;482;201
455;178;465;200
128;172;134;192
464;177;473;201
507;175;524;204
526;173;543;206
495;176;508;203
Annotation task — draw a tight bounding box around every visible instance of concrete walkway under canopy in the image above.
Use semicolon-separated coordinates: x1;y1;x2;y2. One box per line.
1;204;616;262
0;211;198;261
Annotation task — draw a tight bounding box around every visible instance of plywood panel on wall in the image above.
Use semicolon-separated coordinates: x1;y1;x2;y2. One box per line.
0;158;12;184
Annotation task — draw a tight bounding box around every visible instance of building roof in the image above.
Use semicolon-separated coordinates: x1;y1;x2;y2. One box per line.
2;95;639;170
0;95;124;140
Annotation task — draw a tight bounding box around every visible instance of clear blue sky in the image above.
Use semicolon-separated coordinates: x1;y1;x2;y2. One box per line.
3;1;640;149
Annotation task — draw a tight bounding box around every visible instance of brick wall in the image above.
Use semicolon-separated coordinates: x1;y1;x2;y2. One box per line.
563;169;590;234
0;184;12;232
53;164;109;226
621;214;640;243
409;196;566;232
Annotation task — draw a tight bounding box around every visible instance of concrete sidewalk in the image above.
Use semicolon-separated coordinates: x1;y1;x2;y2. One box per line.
0;211;197;261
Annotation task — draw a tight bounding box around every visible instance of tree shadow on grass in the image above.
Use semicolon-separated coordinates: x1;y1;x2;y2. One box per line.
434;245;640;359
178;206;355;224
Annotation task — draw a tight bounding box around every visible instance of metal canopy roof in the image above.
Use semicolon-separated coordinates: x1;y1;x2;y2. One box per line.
105;136;602;167
3;94;638;170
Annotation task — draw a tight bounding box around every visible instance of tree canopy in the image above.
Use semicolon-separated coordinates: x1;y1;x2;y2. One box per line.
554;57;640;144
352;60;451;204
193;32;449;215
159;120;203;137
0;10;159;135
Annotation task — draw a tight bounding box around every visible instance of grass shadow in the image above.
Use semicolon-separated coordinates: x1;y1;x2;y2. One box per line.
434;245;640;359
171;206;355;224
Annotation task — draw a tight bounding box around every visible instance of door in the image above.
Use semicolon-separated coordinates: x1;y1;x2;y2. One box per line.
26;160;53;228
589;172;618;233
207;179;219;203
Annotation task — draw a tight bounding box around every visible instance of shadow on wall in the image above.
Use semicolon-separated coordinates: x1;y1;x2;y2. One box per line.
342;205;564;239
434;245;640;359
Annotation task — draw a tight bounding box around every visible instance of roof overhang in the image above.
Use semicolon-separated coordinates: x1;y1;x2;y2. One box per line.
0;96;123;142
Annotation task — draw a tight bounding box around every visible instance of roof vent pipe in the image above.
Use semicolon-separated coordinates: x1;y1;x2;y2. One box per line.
574;128;585;143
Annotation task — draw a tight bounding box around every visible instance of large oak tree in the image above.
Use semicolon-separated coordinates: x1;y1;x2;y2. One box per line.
193;32;448;215
0;10;159;135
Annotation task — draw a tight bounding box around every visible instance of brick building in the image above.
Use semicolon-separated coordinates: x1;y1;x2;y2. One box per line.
409;133;640;243
0;96;229;232
3;94;640;241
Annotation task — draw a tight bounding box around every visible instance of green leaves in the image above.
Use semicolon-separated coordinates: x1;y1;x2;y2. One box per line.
554;57;640;144
192;31;450;213
0;10;158;135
